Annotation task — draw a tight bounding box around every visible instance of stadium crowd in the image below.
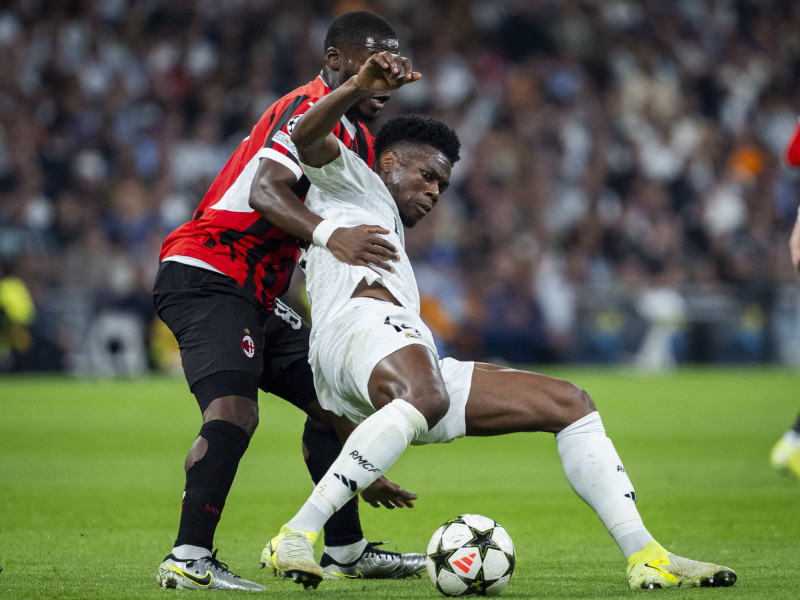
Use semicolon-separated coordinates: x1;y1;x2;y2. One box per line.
1;0;799;373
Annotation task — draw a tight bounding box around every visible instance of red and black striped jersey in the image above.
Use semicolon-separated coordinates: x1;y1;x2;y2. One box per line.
159;75;375;309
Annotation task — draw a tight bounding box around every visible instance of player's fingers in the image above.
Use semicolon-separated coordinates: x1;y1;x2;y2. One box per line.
366;248;399;266
367;257;395;273
363;226;390;235
372;52;391;69
366;235;397;253
400;56;413;80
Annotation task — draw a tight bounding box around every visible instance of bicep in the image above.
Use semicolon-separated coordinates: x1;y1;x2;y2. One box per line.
250;158;298;207
296;133;341;168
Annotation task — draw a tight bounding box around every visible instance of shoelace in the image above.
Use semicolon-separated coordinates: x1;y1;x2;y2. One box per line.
206;549;241;579
363;542;401;560
282;532;314;558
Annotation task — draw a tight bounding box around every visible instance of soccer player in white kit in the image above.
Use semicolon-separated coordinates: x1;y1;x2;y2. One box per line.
262;51;737;592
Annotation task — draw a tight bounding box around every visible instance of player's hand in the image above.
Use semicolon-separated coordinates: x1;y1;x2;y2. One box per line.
356;51;420;94
790;220;800;272
327;224;399;272
361;475;418;509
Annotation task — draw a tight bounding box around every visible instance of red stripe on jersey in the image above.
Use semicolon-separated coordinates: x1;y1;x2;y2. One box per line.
786;118;800;167
160;76;375;309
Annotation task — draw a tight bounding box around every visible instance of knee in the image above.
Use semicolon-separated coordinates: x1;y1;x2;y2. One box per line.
303;401;335;431
371;378;449;431
407;379;450;430
390;387;449;431
562;384;595;422
203;395;259;437
229;399;259;435
422;393;450;430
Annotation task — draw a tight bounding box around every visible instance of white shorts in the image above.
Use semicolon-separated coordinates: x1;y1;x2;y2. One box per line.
309;297;474;444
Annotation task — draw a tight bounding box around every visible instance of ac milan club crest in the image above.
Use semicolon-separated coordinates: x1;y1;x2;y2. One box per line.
241;334;255;358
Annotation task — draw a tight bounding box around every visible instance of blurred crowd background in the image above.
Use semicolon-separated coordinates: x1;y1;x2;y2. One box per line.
2;0;800;376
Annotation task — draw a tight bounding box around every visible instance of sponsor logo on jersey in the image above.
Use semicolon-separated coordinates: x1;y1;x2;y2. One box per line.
273;130;296;153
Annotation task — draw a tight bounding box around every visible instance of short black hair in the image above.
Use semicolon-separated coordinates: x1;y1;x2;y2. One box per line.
324;10;397;50
374;115;461;165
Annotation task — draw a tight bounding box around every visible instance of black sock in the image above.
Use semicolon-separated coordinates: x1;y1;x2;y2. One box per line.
302;418;364;547
174;420;250;550
793;412;800;435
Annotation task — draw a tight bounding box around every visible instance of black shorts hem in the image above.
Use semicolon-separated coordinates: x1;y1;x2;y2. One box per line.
192;370;260;412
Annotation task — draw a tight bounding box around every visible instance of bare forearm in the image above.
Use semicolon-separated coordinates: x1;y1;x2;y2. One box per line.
291;78;367;159
249;159;321;242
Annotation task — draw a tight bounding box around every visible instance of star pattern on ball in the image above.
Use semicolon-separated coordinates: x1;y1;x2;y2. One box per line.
466;526;501;561
467;571;488;595
430;542;458;575
503;550;516;577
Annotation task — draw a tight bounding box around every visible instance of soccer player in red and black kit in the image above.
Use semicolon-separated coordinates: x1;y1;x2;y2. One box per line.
770;117;800;481
154;11;423;590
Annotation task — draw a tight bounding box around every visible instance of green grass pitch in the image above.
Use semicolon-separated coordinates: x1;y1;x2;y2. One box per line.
1;367;799;599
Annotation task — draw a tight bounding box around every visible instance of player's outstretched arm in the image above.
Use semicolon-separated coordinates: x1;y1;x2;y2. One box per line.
291;51;420;168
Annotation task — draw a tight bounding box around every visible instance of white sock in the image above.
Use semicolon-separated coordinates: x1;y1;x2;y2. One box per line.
324;539;368;564
556;411;655;559
171;544;211;560
287;399;428;534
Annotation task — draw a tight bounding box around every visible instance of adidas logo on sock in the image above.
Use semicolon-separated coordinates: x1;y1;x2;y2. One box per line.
334;473;357;491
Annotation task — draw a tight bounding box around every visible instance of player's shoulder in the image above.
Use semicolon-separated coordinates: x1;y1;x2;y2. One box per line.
272;76;329;113
248;76;330;143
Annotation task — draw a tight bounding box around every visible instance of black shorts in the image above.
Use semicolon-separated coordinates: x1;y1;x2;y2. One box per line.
153;261;316;412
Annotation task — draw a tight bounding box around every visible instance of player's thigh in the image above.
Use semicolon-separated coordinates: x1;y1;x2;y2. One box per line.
316;298;446;424
464;363;595;435
413;357;473;444
368;342;449;427
259;299;318;412
154;263;265;405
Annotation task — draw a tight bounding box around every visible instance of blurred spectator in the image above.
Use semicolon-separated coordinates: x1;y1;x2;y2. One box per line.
1;0;799;372
0;261;35;369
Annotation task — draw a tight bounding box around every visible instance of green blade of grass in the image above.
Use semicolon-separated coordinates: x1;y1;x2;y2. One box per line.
1;368;798;599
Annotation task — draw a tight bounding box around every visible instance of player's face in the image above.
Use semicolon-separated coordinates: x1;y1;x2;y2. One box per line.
384;145;451;228
339;38;400;122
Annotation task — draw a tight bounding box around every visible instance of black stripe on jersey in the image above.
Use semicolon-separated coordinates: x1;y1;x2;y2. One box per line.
290;177;311;200
216;219;296;303
354;122;372;164
264;95;310;149
217;219;273;265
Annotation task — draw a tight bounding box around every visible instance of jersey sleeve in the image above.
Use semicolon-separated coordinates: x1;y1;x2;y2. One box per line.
300;138;373;201
258;96;344;181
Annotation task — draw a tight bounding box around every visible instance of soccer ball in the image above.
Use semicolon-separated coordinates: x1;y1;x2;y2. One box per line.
426;514;515;597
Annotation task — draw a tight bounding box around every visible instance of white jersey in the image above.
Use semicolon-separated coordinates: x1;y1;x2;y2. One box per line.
301;138;421;336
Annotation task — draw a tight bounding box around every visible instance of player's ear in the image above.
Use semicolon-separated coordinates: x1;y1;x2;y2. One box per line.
325;47;341;70
378;150;397;173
